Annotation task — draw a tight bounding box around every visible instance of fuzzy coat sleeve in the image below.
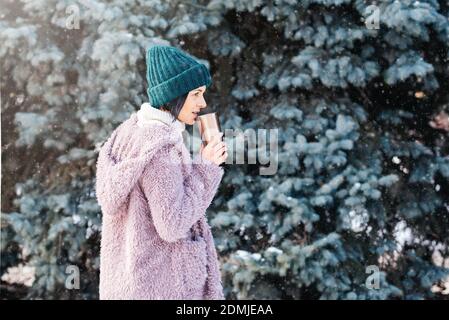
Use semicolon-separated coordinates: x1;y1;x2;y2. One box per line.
139;144;224;243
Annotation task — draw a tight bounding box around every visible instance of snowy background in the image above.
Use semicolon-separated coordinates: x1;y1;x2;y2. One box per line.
1;0;449;299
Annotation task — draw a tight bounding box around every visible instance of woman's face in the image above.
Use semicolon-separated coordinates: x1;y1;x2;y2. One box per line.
177;85;208;125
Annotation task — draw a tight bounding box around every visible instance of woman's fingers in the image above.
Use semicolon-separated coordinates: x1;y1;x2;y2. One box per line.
209;132;223;146
213;141;226;153
201;133;227;165
219;151;228;164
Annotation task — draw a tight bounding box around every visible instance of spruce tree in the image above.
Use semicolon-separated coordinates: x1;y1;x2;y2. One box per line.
1;0;448;299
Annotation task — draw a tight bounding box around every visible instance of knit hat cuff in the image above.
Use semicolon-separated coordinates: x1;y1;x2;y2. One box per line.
148;63;212;108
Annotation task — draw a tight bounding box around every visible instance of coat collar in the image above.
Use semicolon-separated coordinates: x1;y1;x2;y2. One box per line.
136;102;186;135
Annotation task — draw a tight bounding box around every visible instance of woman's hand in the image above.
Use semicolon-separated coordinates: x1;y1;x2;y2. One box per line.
199;132;228;166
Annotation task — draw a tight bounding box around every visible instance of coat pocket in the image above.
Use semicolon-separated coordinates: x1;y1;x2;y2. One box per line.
176;236;208;299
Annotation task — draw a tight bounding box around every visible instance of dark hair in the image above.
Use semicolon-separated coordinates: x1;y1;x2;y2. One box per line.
159;93;188;123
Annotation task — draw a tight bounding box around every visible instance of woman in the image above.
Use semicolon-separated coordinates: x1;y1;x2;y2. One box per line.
95;45;228;300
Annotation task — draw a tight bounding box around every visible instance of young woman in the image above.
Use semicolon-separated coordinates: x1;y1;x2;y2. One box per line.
95;45;228;300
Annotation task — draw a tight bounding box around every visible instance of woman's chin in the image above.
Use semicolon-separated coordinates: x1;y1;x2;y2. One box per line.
182;119;193;126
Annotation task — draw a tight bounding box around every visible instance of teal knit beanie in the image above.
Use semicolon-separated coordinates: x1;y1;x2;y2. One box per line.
145;45;212;108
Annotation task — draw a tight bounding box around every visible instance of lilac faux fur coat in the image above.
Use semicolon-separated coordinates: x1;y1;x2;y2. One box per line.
95;112;225;300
